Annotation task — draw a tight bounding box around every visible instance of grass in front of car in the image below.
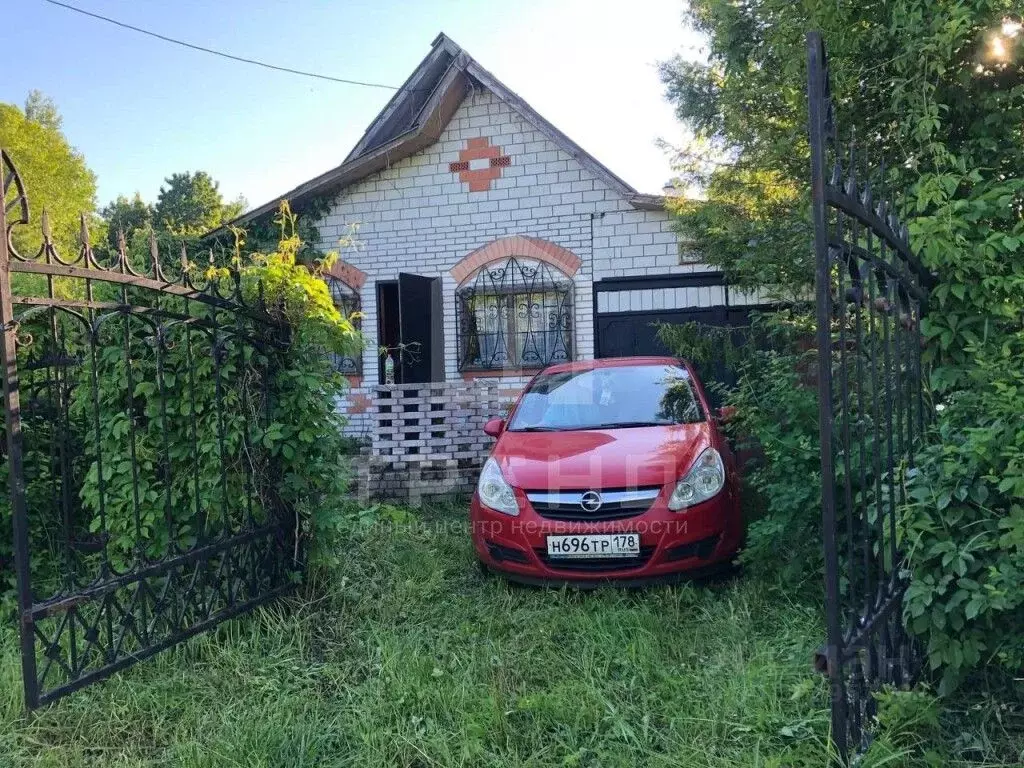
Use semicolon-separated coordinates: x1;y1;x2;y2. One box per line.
1;502;1020;767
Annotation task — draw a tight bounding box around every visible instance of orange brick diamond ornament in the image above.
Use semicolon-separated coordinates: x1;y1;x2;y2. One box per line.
449;137;511;192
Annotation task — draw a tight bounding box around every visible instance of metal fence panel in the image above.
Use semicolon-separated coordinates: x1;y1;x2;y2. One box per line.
1;150;301;708
807;32;932;761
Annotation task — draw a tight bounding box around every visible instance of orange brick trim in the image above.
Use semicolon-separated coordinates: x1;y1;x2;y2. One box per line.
448;137;511;192
450;236;582;284
344;375;363;388
322;259;367;291
346;392;373;414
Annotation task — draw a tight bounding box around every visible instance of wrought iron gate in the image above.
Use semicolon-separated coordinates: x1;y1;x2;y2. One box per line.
806;31;937;765
1;151;301;708
807;32;933;760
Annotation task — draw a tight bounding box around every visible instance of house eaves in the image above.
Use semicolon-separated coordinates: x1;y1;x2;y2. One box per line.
207;33;664;239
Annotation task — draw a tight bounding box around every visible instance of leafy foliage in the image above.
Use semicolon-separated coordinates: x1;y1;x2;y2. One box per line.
661;1;1024;687
902;338;1024;693
660;313;822;579
1;203;361;614
0;94;98;257
99;193;153;252
153;171;245;236
22;91;63;132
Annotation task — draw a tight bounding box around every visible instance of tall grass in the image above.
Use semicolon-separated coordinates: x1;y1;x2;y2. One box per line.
0;504;1020;767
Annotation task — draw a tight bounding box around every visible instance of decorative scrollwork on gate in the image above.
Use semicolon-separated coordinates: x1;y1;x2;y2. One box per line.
0;150;301;709
2;149;29;255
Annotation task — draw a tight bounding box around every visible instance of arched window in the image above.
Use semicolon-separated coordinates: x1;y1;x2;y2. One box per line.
326;276;362;375
456;257;573;371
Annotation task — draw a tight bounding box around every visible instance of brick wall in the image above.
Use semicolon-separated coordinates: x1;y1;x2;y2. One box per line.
316;87;712;440
348;379;520;502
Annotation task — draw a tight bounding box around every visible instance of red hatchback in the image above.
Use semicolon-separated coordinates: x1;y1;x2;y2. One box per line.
470;357;743;586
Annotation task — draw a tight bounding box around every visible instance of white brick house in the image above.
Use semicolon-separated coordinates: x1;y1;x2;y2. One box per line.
222;34;763;443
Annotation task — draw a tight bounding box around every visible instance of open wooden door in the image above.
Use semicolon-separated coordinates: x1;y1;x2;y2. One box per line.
397;273;443;383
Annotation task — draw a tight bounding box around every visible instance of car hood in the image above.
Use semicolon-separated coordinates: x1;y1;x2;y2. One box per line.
494;423;712;490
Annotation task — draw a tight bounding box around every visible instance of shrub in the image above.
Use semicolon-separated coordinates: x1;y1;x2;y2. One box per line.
0;202;361;615
659;0;1024;691
902;339;1024;694
660;312;824;580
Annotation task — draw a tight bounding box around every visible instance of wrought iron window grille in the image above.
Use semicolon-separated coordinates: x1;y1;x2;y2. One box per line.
326;276;361;375
455;257;573;371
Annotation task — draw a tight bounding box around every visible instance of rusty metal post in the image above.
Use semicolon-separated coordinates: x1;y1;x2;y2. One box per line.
806;33;848;762
0;148;39;709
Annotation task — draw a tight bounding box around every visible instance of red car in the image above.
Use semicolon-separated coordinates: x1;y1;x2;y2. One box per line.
470;356;743;586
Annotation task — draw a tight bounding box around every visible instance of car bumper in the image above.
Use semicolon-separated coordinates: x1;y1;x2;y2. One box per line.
469;488;743;583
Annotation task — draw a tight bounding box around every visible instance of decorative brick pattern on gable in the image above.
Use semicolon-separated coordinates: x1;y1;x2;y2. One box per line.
448;136;511;192
450;235;582;284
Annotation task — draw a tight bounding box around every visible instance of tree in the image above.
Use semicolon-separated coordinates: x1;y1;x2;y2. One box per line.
100;193;153;251
660;1;1024;690
24;90;63;132
153;171;245;236
0;94;97;257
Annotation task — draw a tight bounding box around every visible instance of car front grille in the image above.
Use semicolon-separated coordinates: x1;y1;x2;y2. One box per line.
525;487;661;522
535;546;656;572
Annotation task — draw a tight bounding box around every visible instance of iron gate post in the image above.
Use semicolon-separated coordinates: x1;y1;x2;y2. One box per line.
806;32;848;762
0;147;39;710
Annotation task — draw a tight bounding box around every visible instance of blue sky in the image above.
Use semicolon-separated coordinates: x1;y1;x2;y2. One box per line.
4;0;702;211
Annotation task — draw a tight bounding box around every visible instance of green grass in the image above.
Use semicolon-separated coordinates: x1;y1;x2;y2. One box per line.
1;503;1021;767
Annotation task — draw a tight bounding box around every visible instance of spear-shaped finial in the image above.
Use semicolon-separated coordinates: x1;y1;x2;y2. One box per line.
78;212;90;247
149;228;160;275
40;208;52;244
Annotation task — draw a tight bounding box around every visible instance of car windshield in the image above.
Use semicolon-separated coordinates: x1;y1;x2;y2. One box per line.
507;364;705;432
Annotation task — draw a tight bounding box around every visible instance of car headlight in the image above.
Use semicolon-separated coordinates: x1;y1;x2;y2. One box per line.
668;447;725;511
477;457;519;516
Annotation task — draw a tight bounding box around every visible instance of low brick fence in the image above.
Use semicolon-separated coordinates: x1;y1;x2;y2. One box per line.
349;379;524;503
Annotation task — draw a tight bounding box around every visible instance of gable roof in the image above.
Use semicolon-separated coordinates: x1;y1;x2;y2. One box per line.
210;33;664;236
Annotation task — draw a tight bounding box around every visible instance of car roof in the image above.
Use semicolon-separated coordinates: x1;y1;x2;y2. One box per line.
540;356;687;375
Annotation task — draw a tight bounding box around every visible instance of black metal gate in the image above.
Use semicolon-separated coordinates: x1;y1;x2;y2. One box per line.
1;150;301;708
807;33;933;760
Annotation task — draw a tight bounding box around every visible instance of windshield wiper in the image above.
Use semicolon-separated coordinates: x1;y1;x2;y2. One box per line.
565;421;670;431
509;426;563;432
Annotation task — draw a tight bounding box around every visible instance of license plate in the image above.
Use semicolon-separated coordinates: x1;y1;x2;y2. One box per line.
546;533;640;559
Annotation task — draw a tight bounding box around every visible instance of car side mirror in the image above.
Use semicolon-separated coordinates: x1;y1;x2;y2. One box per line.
716;406;737;424
483;418;505;438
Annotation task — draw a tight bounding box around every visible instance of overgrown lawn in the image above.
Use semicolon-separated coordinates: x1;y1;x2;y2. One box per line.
1;503;1020;767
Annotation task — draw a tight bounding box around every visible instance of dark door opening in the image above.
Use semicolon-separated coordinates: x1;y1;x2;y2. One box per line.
376;274;443;384
376;281;401;384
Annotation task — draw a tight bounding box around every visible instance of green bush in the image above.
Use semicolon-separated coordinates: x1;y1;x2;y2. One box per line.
660;313;824;580
0;203;361;615
659;0;1024;692
725;347;822;579
902;339;1024;694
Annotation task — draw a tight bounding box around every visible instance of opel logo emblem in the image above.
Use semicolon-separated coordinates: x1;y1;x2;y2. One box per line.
580;491;603;512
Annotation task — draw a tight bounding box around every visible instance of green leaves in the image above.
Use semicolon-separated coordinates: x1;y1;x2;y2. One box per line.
0;226;362;613
901;337;1024;691
0;96;99;258
661;0;1024;692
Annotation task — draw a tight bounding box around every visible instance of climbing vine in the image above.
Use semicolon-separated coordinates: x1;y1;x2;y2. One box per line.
1;202;362;614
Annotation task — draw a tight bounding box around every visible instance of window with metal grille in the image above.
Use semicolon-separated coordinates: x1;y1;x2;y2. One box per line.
456;257;573;371
326;276;362;375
